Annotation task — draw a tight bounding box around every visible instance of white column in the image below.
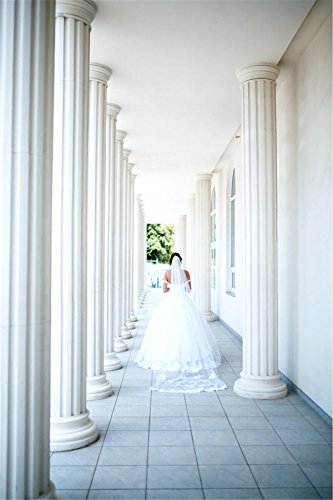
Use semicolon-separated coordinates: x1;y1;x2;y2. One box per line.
175;215;187;263
114;131;128;352
104;103;122;371
50;0;98;450
195;174;216;321
0;1;55;497
86;63;113;400
234;63;287;399
122;149;134;336
186;193;196;296
134;194;144;308
129;168;138;322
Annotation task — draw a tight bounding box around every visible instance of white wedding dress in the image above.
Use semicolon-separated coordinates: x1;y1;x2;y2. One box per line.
135;257;227;393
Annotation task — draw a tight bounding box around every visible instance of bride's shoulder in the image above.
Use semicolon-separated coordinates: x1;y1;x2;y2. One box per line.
163;269;171;282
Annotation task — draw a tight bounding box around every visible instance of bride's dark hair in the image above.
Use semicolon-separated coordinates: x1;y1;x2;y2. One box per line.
169;252;182;265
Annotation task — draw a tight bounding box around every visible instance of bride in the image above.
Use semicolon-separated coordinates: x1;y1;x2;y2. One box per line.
135;252;227;393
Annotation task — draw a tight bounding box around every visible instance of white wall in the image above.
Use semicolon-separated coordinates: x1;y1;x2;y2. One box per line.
213;136;243;335
277;7;332;416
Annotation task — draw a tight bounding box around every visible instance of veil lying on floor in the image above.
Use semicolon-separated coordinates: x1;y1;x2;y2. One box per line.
135;256;227;393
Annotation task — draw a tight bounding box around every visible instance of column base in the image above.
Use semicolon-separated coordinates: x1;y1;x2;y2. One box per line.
121;326;133;339
114;337;128;352
104;351;122;371
130;312;138;322
234;372;288;399
203;311;218;322
87;374;113;401
50;411;98;451
39;481;56;499
126;320;136;330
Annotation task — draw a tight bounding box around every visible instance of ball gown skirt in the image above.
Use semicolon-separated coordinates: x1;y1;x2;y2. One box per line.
135;284;227;393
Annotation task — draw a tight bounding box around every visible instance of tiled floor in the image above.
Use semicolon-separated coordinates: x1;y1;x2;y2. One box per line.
51;290;332;500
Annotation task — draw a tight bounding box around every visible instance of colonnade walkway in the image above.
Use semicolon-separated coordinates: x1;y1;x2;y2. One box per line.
50;290;332;500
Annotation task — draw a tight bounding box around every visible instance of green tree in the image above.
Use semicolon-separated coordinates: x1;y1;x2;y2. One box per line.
146;224;174;263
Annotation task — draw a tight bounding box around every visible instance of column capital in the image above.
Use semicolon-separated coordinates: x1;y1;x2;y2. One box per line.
106;103;121;118
56;0;97;26
116;129;127;142
237;63;280;84
123;149;131;159
90;63;112;83
196;173;212;182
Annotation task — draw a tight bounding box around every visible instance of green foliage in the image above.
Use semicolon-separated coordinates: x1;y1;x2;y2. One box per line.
146;224;174;263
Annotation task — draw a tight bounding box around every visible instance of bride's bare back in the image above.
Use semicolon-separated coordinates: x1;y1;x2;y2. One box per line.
163;269;191;293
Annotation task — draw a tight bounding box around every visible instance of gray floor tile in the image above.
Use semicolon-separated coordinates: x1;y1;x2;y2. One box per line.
116;396;151;406
195;445;245;465
260;487;320;499
112;405;150;417
275;428;327;445
229;416;272;430
148;446;196;465
187;405;225;417
56;490;88;499
104;430;148;446
51;447;100;466
224;405;264;417
189;417;231;430
204;488;261;499
260;405;301;417
241;445;296;464
250;464;311;487
147;465;201;488
256;399;291;406
303;413;332;429
300;463;332;487
150;417;190;430
318;426;333;444
149;430;193;446
317;487;333;499
199;464;256;488
146;489;204;499
267;416;313;430
92;416;112;431
88;404;115;417
91;465;146;489
219;395;257;406
88;490;145;499
234;429;283;446
98;446;147;465
151;405;188;417
192;429;238;446
151;397;186;406
51;466;95;489
287;444;332;464
109;417;149;431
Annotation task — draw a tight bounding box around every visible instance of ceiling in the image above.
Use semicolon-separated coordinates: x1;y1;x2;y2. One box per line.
90;0;315;222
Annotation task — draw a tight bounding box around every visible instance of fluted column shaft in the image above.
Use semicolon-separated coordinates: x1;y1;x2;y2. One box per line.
51;0;98;450
186;194;196;296
104;104;122;370
195;175;215;321
113;131;128;352
234;63;287;399
86;63;113;400
134;195;145;307
175;215;187;263
0;1;55;497
121;150;134;337
129;169;138;321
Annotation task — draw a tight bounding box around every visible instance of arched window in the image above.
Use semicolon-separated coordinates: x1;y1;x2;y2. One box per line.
228;169;236;294
211;187;216;289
